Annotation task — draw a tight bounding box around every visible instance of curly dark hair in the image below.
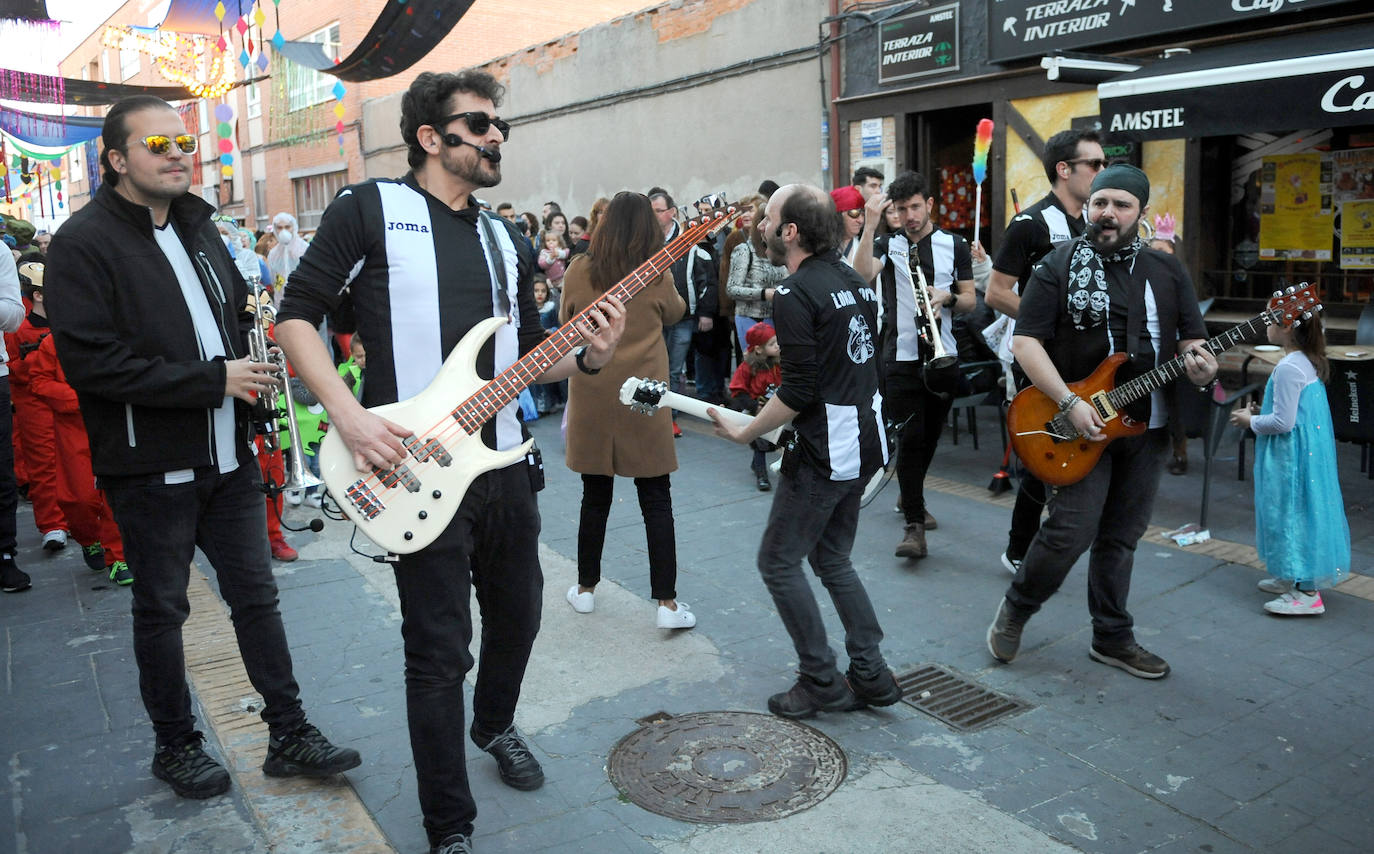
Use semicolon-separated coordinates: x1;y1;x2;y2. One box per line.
400;71;506;170
100;95;176;187
886;171;930;204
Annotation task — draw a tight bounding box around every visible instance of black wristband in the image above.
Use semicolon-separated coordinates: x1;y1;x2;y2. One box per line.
574;345;601;375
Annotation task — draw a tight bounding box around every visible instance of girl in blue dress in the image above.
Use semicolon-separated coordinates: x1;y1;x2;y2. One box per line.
1230;315;1349;615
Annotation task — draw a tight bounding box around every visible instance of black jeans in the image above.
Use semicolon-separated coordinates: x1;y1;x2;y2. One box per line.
756;461;889;683
884;363;953;525
1004;429;1169;647
0;377;16;556
392;462;542;846
1006;472;1048;561
102;462;305;745
577;473;677;601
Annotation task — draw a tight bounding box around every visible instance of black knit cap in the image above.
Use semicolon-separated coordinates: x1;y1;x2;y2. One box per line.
1090;163;1150;208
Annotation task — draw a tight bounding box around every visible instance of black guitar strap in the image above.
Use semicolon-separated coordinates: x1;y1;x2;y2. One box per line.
477;211;511;317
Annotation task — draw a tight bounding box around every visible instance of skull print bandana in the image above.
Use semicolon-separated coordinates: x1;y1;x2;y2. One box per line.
1064;235;1142;331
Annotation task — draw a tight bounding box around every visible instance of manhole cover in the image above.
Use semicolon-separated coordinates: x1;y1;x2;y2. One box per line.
607;710;847;823
898;663;1030;731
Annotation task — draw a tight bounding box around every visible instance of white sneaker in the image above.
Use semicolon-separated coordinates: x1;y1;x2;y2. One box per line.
657;601;696;629
304;493;323;508
41;530;68;551
566;585;594;614
1263;590;1325;616
286;490;303;506
1257;577;1292;595
1001;552;1022;575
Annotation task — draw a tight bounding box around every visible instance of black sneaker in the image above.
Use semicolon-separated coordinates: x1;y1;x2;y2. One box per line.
151;732;231;799
845;666;902;710
1090;642;1170;680
1;557;31;593
767;672;857;719
262;723;361;778
431;833;473;854
81;542;106;572
472;724;544;791
986;598;1027;664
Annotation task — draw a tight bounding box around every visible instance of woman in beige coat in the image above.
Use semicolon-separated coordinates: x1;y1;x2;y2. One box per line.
560;192;695;629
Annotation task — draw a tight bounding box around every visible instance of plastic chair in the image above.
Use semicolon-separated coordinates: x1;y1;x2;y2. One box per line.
1197;381;1265;530
947;360;1003;450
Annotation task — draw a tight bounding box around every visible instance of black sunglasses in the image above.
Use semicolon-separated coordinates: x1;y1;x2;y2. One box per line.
1066;157;1108;171
436;112;511;143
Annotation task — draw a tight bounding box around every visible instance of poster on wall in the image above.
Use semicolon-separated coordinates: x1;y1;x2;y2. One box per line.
1341;200;1374;269
1259;154;1334;262
1333;149;1374;269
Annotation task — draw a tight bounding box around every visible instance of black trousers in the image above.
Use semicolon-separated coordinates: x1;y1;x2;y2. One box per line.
391;462;543;846
577;473;677;601
884;363;953;526
103;463;306;746
1003;429;1169;647
0;377;16;557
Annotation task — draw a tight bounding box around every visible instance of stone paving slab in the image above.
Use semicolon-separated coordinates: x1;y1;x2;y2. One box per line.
4;401;1371;854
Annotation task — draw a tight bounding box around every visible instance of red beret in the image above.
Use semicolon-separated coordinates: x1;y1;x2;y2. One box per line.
829;185;864;212
746;322;776;350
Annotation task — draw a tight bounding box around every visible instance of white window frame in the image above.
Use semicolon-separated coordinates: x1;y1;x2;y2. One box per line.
292;169;347;230
286;23;341;112
246;78;262;119
120;47;139;81
254;179;269;230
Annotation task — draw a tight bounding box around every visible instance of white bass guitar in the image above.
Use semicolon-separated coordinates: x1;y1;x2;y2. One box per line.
317;207;741;554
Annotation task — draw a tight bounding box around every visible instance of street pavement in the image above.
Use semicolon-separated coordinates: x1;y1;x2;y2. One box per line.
3;406;1372;854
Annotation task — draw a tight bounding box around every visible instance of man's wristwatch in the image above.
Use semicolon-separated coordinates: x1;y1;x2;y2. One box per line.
574;346;601;375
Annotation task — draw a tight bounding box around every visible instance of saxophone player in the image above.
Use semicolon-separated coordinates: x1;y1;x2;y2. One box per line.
853;171;975;559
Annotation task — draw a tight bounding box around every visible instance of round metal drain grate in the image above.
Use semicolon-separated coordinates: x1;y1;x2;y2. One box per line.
607;710;847;823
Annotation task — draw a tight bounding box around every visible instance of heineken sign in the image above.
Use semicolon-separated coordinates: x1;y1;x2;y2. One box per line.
989;0;1360;63
878;3;959;85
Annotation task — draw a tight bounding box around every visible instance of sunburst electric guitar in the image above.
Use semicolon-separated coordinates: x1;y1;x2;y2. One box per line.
317;207;742;554
1007;282;1320;487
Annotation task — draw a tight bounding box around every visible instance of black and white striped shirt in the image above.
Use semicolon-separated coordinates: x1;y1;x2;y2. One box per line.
773;252;887;482
277;173;540;453
875;229;972;364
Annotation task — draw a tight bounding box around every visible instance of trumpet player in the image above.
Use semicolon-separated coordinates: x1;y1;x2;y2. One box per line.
45;96;360;800
853;171;975;559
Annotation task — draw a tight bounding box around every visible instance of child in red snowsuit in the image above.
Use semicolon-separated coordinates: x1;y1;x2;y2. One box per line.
29;330;130;585
728;322;782;491
6;262;68;551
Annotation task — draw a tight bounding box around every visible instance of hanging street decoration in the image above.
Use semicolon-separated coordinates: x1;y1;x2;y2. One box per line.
0;106;101;148
215;102;235;180
274;0;475;82
0;0;53;24
102;27;239;99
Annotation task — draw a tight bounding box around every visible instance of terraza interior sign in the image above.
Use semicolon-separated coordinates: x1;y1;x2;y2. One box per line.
878;3;959;85
988;0;1359;63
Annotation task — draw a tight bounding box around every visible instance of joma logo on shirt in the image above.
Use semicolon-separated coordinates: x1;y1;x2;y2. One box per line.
387;221;430;233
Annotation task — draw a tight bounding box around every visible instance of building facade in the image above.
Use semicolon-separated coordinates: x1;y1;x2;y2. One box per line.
58;0;650;231
834;0;1374;334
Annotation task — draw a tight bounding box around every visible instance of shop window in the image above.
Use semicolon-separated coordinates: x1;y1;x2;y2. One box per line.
286;23;341;112
292;169;347;230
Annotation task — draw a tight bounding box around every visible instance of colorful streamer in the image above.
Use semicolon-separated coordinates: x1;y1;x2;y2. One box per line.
972;118;993;186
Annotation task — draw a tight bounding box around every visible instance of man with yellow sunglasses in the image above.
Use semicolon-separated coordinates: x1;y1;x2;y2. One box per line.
45;95;359;801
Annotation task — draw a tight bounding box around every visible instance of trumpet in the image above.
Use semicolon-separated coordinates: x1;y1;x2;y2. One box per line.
908;254;960;394
245;275;324;495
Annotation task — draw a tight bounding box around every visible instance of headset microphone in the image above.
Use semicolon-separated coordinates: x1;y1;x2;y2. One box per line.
441;133;502;163
1084;220;1104;240
775;224;784;237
